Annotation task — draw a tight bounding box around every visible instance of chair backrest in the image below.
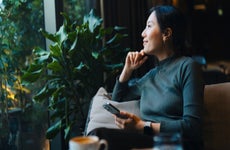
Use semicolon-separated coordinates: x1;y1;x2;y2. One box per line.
203;82;230;150
203;70;228;85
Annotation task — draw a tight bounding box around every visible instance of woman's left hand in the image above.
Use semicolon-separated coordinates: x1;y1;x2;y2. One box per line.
114;111;145;133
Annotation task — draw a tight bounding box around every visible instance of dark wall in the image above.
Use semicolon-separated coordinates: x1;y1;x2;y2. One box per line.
102;0;149;51
102;0;160;78
101;0;230;62
179;0;230;61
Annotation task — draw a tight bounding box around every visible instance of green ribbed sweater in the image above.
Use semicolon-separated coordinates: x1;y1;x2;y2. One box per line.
112;55;204;140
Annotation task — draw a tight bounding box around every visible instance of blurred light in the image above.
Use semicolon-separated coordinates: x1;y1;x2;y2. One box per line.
194;4;206;10
218;8;223;16
172;0;178;7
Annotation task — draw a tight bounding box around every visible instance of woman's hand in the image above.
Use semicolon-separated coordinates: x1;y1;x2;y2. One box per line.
125;50;148;71
119;50;148;82
114;111;145;133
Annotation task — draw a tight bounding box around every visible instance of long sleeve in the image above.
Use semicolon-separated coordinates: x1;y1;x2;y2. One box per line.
159;60;204;139
111;55;204;140
112;77;141;102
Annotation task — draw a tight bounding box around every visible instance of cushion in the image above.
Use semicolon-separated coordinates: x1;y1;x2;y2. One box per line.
85;87;140;135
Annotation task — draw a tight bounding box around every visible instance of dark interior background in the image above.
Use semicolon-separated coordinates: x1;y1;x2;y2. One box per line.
99;0;230;62
56;0;229;64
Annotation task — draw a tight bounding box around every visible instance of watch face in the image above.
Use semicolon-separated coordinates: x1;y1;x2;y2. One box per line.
145;121;151;127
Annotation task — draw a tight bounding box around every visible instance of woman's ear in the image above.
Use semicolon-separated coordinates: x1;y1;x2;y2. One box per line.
162;28;172;40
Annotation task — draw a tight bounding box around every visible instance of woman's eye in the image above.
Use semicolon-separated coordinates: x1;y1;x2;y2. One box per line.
147;25;151;28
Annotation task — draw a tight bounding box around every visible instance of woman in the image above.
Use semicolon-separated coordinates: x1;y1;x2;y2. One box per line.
90;5;204;150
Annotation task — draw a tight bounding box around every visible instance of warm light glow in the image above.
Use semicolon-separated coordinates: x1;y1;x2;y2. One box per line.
194;4;206;10
172;0;179;7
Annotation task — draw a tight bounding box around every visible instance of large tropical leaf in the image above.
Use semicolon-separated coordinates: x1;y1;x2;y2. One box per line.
22;9;128;142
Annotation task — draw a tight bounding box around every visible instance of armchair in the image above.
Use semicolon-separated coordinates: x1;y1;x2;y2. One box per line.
85;82;230;150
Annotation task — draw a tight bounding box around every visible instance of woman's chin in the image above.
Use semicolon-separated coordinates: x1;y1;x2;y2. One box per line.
142;49;151;55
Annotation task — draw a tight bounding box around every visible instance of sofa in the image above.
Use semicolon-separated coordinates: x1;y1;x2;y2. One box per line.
85;82;230;150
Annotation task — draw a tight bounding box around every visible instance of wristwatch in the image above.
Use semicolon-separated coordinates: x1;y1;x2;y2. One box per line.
143;121;153;136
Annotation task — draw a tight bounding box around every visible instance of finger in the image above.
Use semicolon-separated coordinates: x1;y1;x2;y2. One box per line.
114;115;125;123
120;111;133;119
131;52;136;64
140;50;146;56
127;52;133;64
138;56;148;65
116;116;125;123
135;51;148;64
134;51;139;63
115;117;125;128
120;111;140;122
115;119;122;128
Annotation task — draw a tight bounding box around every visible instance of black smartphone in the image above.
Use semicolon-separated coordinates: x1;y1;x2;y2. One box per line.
103;102;128;119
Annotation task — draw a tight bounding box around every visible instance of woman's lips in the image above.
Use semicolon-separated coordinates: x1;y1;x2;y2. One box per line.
143;41;147;46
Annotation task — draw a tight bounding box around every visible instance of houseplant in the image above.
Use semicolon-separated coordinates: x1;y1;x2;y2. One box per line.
22;9;128;144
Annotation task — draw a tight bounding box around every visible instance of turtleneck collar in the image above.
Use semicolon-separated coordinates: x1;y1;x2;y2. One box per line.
156;54;178;66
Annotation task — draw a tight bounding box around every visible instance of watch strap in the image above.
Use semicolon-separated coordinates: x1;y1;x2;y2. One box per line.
144;121;153;136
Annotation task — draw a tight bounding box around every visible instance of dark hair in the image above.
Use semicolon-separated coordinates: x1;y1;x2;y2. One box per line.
149;5;187;54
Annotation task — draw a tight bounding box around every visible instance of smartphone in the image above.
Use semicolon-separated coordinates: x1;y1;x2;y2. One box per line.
103;102;128;119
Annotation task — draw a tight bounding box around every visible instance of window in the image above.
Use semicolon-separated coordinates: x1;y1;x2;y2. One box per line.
0;0;46;149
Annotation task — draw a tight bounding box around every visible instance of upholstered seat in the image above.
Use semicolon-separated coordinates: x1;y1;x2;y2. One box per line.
85;82;230;150
203;82;230;150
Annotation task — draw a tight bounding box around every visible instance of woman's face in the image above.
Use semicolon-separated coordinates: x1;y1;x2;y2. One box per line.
141;12;164;55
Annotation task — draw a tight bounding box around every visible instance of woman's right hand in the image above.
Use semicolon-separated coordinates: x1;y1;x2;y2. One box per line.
125;50;148;70
119;50;148;82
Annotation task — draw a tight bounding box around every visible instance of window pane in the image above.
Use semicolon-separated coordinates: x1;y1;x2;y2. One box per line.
63;0;87;22
0;0;46;150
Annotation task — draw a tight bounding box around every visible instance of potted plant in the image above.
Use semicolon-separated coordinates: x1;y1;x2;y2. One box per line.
22;9;128;145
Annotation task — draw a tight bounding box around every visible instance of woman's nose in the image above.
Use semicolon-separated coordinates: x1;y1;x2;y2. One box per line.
141;29;146;37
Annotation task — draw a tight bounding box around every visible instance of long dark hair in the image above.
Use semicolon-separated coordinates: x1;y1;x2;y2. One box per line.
150;5;187;55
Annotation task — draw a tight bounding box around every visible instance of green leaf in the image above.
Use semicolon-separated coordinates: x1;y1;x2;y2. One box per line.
33;47;50;63
55;25;67;45
50;87;66;106
40;28;57;42
106;33;124;45
46;120;62;139
97;27;113;38
75;62;85;71
92;52;99;59
22;71;42;83
69;34;78;51
33;85;56;103
49;107;65;121
61;12;71;28
47;60;63;72
114;26;127;31
22;64;44;82
49;43;62;58
64;125;71;139
83;9;102;33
